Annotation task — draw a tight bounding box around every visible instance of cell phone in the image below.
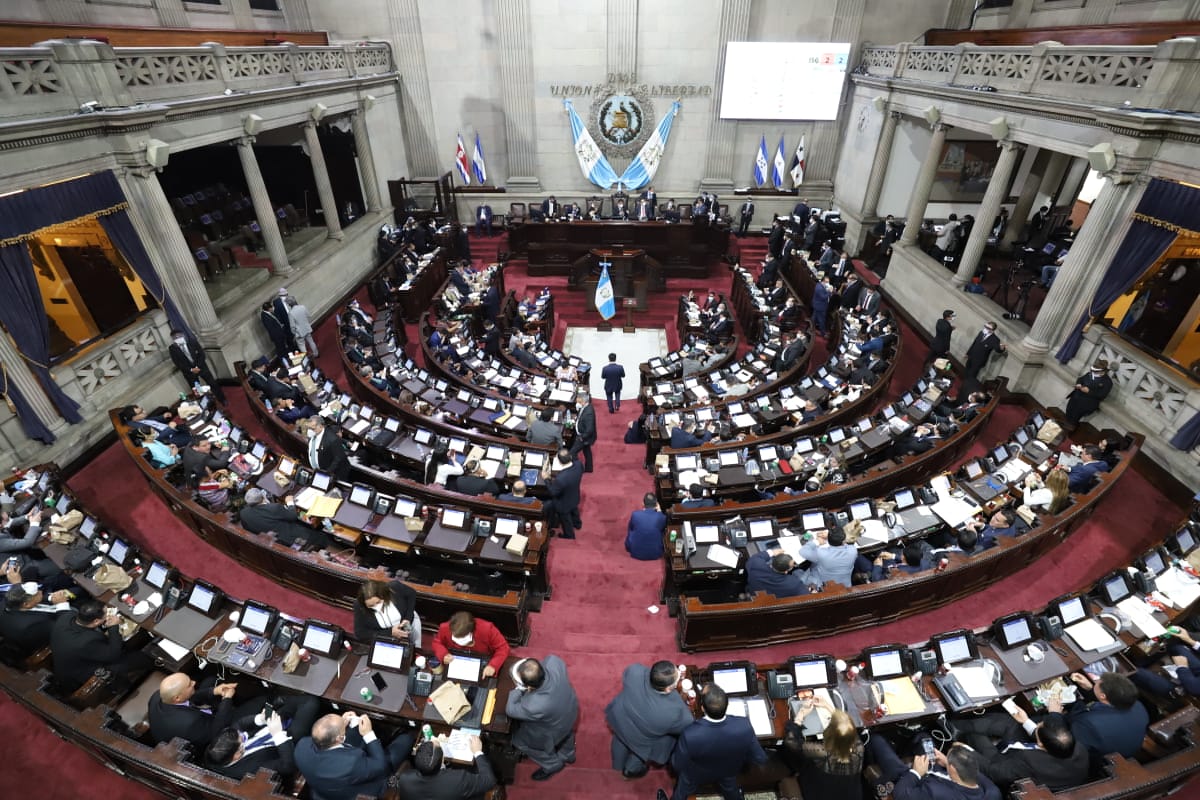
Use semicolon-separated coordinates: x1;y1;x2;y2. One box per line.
371;672;388;692
922;739;936;759
1001;697;1020;715
262;701;275;717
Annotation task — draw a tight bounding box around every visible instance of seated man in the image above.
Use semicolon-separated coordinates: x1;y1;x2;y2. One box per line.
1048;671;1148;762
181;439;231;486
148;672;245;748
0;510;67;588
625;494;666;561
51;600;153;693
117;404;192;448
963;508;1020;543
744;548;810;598
273;396;317;424
295;712;415;800
799;527;857;588
431;611;510;678
497;479;537;505
1067;445;1109;493
933;527;989;557
455;460;501;496
890;540;935;575
953;707;1090;792
0;583;73;657
1132;626;1200;702
679;484;715;509
201;694;322;780
525;409;564;447
669;420;712;449
239;488;332;550
395;736;497;799
867;735;1000;800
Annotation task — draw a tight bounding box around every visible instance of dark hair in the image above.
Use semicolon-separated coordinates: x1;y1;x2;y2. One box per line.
608;353;617;362
903;543;926;567
650;660;678;690
5;585;31;610
540;408;554;422
1083;444;1103;461
942;310;955;319
643;493;657;509
947;744;980;784
994;508;1016;527
771;553;793;574
517;658;545;688
1038;714;1076;759
76;600;106;625
828;528;847;547
688;484;704;499
413;741;443;776
357;579;393;609
700;684;729;719
205;728;242;767
117;405;138;424
1098;672;1138;710
957;528;979;552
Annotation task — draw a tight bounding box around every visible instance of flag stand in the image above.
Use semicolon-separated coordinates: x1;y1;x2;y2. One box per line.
622;297;637;333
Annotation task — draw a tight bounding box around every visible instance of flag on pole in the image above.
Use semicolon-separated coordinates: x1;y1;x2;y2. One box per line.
565;99;619;189
753;135;769;187
618;101;681;190
454;134;472;185
772;136;787;190
471;133;487;184
595;262;616;320
790;135;806;187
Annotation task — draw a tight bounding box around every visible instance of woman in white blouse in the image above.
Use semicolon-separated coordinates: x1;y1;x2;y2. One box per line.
353;579;421;648
1022;467;1070;515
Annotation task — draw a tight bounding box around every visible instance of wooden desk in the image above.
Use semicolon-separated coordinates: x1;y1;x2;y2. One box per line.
508;219;728;278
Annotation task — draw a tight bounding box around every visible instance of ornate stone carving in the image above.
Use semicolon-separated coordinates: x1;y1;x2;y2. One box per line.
904;48;957;75
1097;342;1187;422
226;50;288;79
116;53;218;87
959;51;1033;80
73;326;161;396
1;57;63;95
1039;53;1152;87
862;48;897;71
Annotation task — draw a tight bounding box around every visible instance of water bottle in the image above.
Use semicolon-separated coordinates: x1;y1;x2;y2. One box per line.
421;724;434;742
360;686;374;702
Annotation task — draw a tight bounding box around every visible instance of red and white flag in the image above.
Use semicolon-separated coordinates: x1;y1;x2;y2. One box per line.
454;134;472;185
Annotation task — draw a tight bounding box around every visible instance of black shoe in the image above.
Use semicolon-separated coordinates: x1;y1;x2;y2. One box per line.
531;767;561;781
657;790;669;800
560;533;576;539
566;755;576;764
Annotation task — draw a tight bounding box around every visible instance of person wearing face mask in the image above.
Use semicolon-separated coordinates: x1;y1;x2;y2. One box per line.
960;321;1005;399
431;610;510;678
306;417;351;483
1064;359;1113;427
167;330;225;402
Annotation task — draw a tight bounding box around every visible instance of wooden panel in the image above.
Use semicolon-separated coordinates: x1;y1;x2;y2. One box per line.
925;21;1200;47
0;20;328;47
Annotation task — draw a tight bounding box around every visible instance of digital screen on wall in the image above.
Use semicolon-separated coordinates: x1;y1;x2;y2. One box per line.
720;42;851;120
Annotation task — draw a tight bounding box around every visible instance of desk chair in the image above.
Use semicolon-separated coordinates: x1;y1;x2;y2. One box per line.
113;669;169;741
507;202;526;228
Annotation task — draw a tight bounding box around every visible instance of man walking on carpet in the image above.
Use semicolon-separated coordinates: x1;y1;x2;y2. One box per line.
601;353;625;414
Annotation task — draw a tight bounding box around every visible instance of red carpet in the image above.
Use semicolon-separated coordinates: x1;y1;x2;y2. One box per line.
0;233;1189;799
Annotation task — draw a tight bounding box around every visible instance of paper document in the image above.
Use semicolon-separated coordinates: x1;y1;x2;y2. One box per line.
998;460;1032;483
932;496;982;528
1065;617;1117;651
293;487;321;511
307;495;343;518
879;677;926;715
775;535;804;562
726;696;773;737
706;543;741;570
949;665;1000;700
441;728;481;762
156;638;190;661
857;519;892;546
1117;597;1167;638
479;459;504;479
1155;568;1200;608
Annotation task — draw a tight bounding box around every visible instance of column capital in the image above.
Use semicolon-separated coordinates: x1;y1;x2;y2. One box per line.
997;139;1021;152
888;109;902;121
932;121;950;133
237;135;256;148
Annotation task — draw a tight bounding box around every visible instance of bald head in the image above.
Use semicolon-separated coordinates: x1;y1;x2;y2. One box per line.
159;673;196;705
311;714;349;749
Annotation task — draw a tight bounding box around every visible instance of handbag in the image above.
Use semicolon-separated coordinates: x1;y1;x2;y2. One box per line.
1015;504;1038;526
1036;420;1063;445
93;563;133;592
428;680;471;723
281;642;302;674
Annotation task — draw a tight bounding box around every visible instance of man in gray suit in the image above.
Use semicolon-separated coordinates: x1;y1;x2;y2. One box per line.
526;408;563;447
798;527;858;588
506;655;579;781
606;660;693;778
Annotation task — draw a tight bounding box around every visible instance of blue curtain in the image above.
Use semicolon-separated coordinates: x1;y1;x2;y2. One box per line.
0;171;124;241
0;359;56;444
1171;414;1200;453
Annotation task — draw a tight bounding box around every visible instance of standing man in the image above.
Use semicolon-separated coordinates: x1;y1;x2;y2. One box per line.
307;416;351;482
273;289;298;353
961;321;1006;398
260;300;290;362
168;330;225;402
856;285;881;316
601;353;625;414
927;309;956;367
606;660;693;779
642;185;658;213
1064;359;1113;427
811;275;833;337
662;684;767;800
636;196;653;221
475;203;493;237
569;392;596;473
545;449;583;539
286;296;318;357
934;213;962;262
507;655;579;781
737;199;754;236
625;493;666;561
541;195;559;220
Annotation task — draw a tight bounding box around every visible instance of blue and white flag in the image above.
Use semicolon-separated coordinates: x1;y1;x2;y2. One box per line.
618;101;681;190
772;136;787;189
753;135;769;187
790;135;806;187
471;133;487;184
595;263;616;320
565;99;619;190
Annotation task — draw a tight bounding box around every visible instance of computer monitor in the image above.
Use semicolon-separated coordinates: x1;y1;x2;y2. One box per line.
718;451;740;467
107;538;130;566
276;457;296;477
991;445;1010;465
448;437;468;454
483;398;500;411
251;441;268;461
1041;242;1058;255
709;661;757;696
393;497;419;518
144;561;171;590
1171;526;1197;556
795;438;814;454
79;516;98;540
54;495;70;515
349;484;374;507
801;511;826;531
828;428;846;444
748;519;775;540
758;446;778;462
228;425;242;443
1141;548;1169;576
695;524;720;544
186;580;223;617
414;428;433;445
696;407;715;422
994;613;1036;650
494;516;520;537
849;500;874;521
893;489;917;510
863;645;906;680
300;620;342;658
368;638;409;672
728;402;745;415
675;454;699;471
486;445;506;462
882;404;897;420
441;508;470;529
358;404;373;420
931;630;978;666
857;418;873;432
963;460;984;480
1098;572;1132;605
1031;412;1046;429
239;601;276;637
1014;428;1030;445
789;655;837;689
446;652;485;684
384;418;402;433
1053;595;1088;627
311;471;333;492
524;451;545;468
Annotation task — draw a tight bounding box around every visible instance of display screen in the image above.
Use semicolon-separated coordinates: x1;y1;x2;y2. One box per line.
695;524;720;544
188;583;216;614
936;635;973;665
712;666;750;695
1144;550;1166;575
384;418;401;432
370;639;407;671
868;649;904;679
277;457;296;476
828;428;846;443
675;454;698;471
108;539;129;565
394;498;418;517
850;501;872;521
251;442;268;460
350;485;373;506
240;603;272;636
442;508;467;528
894;489;916;509
486;446;506;462
759;446;777;462
1000;617;1033;648
144;562;169;589
414;428;433;444
719;451;740;467
495;517;519;536
792;659;832;688
302;623;338;656
964;461;983;479
1103;574;1131;604
802;511;825;530
749;519;775;539
524;451;545;467
993;445;1010;464
447;654;484;683
311;471;332;491
79;516;97;539
1058;596;1087;626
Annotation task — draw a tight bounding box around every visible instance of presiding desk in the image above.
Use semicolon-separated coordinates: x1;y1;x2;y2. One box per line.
508;219;729;277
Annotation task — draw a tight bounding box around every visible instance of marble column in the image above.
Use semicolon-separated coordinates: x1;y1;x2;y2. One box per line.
118;167;222;339
387;0;440;177
0;334;66;436
45;0;91;23
862;110;900;219
1002;147;1044;248
303;120;343;240
1055;156;1091;211
1022;174;1144;355
237;136;292;276
700;0;752;192
1037;151;1071;200
899;122;948;246
152;0;190;28
351;110;383;213
495;0;540;189
607;0;639;77
954;140;1021;286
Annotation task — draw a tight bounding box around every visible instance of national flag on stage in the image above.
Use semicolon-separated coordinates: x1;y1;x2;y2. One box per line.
753;135;769;187
454;134;472;185
790;135;806;187
618;101;681;190
595;262;616;320
772;135;787;190
471;133;488;184
565;99;619;189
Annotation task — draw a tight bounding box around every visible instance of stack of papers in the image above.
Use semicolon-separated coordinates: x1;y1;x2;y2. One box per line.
948;665;1000;700
932;496;982;528
706;543;740;569
1064;618;1117;651
726;696;773;736
1117;597;1167;638
1155;568;1200;608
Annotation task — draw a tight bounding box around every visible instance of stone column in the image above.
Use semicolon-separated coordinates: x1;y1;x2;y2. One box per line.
862;110;900;219
700;0;752;193
1055;156;1091;212
152;0;190;28
303;120;344;240
237;136;292;276
44;0;91;23
351;109;383;213
118;167;222;339
1002;147;1044;248
495;0;540;189
954;139;1021;286
1037;150;1071;201
387;0;440;177
607;0;639;77
899;122;948;246
0;335;67;436
1022;174;1145;355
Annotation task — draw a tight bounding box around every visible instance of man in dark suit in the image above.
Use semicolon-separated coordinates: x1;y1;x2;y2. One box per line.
680;484;715;509
568;393;596;473
766;279;788;309
456;461;501;496
867;737;1000;800
239;488;332;549
545;449;583;539
0;583;72;656
953;710;1090;792
736;200;754;236
148;672;244;748
541;195;560;220
773;334;806;373
260;301;291;362
745;548;809;598
757;256;780;289
1067;445;1110;493
641;185;658;212
811;276;833;336
612;197;630;220
705;312;734;344
474;204;493;237
839;273;864;310
1064;359;1113;426
625;494;666;561
857;286;881;315
481;283;501;322
396;737;497;799
295;712;415;800
961;322;1005;397
776;297;802;332
51;601;152;693
792;199;810;221
662;684;767;800
497;480;537;505
669;421;712;449
507;655;580;781
601;353;625;413
1048;671;1148;762
168;330;225;402
308;417;352;482
767;218;785;258
448;264;471;296
181;439;231;485
607;660;693;778
928;309;956;366
635;196;653;221
203;701;320;782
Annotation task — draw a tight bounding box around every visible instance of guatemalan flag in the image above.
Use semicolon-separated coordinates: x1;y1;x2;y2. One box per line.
565;99;619;190
471;133;487;184
790;135;806;187
618;101;681;190
595;263;616;320
772;136;787;189
753;135;769;187
454;134;472;185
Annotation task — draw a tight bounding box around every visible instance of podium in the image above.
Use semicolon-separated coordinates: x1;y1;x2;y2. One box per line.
622;297;638;333
589;247;645;298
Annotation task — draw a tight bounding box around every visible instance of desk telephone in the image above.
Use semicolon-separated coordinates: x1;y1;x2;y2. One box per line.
473;519;492;539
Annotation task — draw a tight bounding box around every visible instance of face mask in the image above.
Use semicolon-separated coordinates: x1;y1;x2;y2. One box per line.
306;429;317;439
173;337;187;347
451;634;473;646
